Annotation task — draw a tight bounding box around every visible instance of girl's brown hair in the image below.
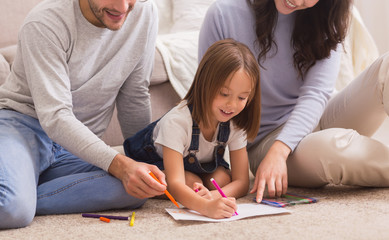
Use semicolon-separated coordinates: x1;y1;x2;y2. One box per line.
184;39;261;141
248;0;352;77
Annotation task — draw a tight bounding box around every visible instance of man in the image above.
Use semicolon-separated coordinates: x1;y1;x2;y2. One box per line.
0;0;166;229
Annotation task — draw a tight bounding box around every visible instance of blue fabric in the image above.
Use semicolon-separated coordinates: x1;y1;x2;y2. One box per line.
0;110;146;229
123;119;164;169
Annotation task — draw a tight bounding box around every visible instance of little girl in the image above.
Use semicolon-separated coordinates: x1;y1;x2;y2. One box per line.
124;39;261;219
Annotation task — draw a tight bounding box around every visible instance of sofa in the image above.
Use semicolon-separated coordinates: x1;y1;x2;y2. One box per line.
0;0;383;148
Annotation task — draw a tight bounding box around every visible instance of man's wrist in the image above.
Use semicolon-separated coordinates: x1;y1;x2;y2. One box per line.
108;154;128;180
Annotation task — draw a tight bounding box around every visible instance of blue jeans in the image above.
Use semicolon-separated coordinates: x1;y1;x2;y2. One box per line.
0;110;146;229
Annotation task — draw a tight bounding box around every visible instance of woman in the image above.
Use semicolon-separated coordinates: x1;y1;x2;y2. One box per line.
199;0;389;202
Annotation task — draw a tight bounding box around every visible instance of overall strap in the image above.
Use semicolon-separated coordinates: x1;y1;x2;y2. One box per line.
215;121;230;157
188;104;200;154
217;121;230;144
187;104;231;154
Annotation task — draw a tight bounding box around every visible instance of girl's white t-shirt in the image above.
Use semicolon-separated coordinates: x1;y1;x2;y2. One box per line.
153;101;247;163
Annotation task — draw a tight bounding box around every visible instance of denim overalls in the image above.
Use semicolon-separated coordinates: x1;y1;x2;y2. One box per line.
123;107;230;174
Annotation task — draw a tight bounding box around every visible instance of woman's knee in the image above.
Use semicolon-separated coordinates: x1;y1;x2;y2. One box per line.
290;128;385;186
379;53;389;115
287;128;350;187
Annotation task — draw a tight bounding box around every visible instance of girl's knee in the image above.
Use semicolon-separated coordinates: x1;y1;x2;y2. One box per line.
185;171;202;188
203;167;231;189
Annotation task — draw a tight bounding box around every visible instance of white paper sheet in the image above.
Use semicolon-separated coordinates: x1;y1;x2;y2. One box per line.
165;203;291;222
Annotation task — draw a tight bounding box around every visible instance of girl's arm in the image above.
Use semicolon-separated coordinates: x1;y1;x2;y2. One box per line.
163;146;237;219
210;147;250;199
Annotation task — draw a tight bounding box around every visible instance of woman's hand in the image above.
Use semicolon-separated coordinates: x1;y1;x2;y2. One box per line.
250;141;290;202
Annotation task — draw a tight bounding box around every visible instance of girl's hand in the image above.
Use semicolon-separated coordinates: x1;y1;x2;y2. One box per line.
193;182;213;200
250;141;290;202
203;197;237;219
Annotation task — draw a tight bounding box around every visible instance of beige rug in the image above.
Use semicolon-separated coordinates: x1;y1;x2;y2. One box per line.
2;119;389;239
1;184;389;240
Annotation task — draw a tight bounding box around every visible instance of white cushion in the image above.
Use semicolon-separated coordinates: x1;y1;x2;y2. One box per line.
170;0;216;33
154;0;173;34
335;6;379;91
150;49;168;85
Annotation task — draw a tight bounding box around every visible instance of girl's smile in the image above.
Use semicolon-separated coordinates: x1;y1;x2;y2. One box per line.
211;68;252;126
220;109;234;116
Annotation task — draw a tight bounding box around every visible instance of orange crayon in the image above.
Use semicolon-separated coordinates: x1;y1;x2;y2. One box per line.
148;171;180;208
99;217;110;223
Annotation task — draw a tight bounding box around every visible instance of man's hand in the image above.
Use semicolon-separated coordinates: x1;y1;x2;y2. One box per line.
108;153;166;199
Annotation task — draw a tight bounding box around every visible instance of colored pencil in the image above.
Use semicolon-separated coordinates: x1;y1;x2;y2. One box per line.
210;178;238;215
82;213;128;220
148;171;180;208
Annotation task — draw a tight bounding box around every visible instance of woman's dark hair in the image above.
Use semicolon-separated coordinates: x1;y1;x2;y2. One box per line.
248;0;352;77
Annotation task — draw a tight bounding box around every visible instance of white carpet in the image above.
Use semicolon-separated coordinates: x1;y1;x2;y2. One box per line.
1;184;389;240
1;118;389;239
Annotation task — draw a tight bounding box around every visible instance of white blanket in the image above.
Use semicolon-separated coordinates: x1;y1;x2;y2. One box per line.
156;32;199;99
155;0;216;99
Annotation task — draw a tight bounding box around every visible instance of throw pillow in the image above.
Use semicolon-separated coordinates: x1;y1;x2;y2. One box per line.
170;0;216;33
154;0;173;34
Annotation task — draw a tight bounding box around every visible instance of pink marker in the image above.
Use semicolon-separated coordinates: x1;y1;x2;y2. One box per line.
210;178;238;215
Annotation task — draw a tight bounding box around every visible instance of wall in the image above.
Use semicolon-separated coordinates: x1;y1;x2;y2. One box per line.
354;0;389;55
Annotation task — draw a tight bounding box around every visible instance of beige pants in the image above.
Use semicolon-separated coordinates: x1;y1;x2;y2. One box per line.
248;52;389;188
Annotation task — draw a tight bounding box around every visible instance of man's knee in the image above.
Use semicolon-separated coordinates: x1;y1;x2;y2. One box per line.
0;196;36;229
